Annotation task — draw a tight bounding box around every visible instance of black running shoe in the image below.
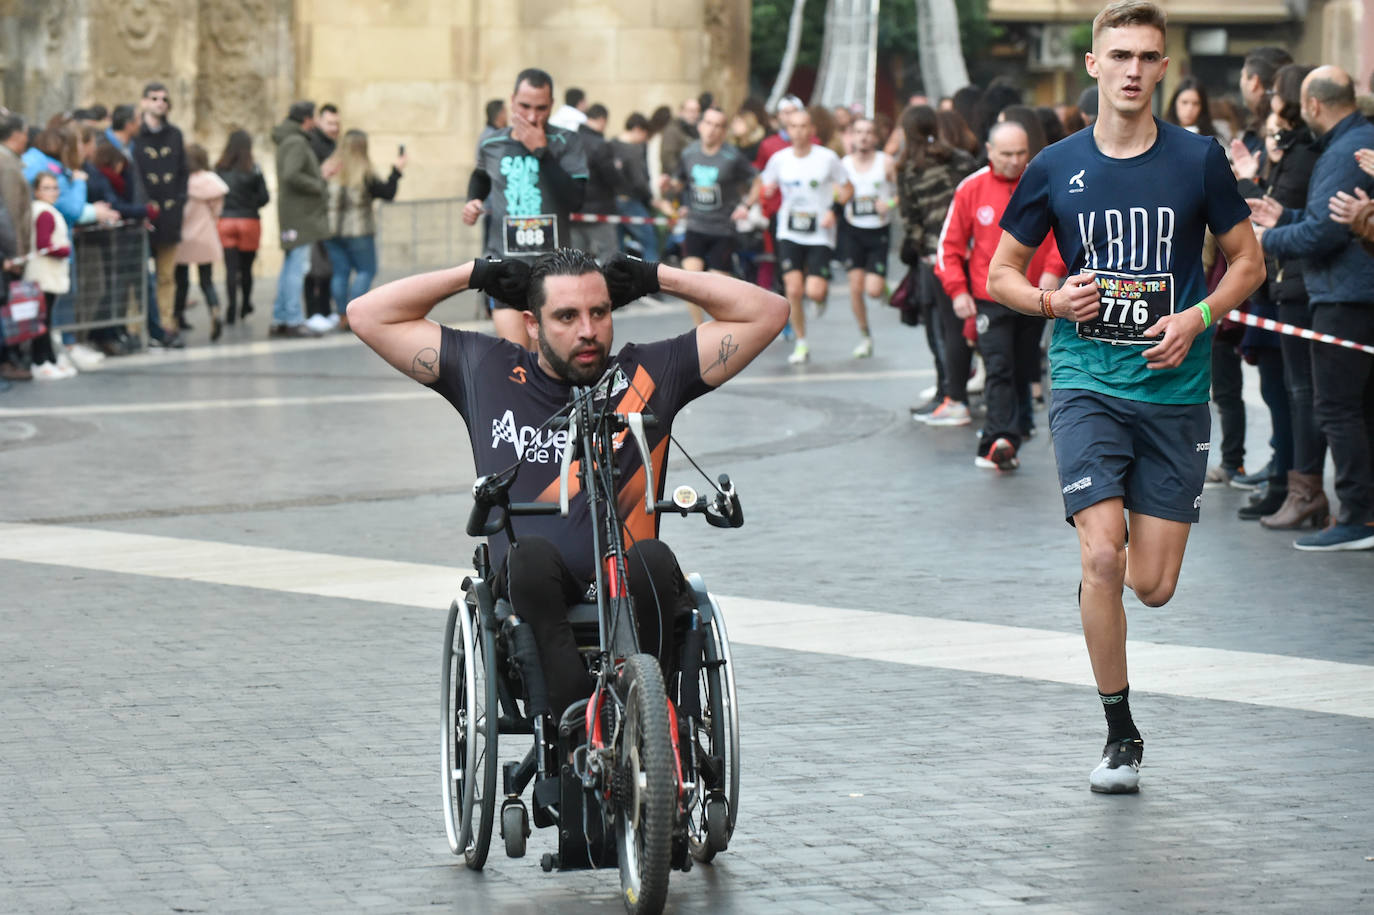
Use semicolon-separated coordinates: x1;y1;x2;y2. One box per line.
1089;737;1143;794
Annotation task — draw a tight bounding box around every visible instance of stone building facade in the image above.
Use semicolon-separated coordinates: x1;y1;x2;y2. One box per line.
0;0;749;269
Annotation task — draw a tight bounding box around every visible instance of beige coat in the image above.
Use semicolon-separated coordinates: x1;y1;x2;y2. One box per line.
175;170;229;265
23;200;70;294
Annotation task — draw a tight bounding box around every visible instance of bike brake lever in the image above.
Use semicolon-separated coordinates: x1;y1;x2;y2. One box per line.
716;474;744;528
559;410;578;517
625;412;655;514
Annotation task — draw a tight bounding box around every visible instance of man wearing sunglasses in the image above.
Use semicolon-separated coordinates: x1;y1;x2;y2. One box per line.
132;82;188;348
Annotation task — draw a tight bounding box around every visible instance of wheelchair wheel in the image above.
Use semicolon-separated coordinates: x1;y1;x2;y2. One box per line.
441;598;498;869
706;596;741;839
613;654;675;915
686;600;739;863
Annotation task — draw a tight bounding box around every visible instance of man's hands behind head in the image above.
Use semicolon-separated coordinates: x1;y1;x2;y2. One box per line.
602;254;660;310
469;257;532;308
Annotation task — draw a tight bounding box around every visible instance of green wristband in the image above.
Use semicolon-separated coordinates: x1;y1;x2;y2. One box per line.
1195;302;1212;329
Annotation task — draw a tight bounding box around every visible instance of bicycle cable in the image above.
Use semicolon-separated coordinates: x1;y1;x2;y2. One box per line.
622;374;727;496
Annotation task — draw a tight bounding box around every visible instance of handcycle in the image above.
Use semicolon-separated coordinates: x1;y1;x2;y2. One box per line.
440;370;742;914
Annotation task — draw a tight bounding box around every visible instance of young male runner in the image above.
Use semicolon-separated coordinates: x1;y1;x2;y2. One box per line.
759;108;853;364
462;68;588;347
986;0;1265;793
839;118;896;358
659;105;757;326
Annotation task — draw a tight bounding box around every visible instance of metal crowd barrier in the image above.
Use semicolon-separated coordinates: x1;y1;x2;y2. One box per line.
51;221;149;339
375;197;470;276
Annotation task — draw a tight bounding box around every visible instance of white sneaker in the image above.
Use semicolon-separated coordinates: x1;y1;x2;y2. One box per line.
1089;738;1143;794
54;347;77;373
33;361;76;380
918;384;937;401
852;337;873;359
967;357;986;394
67;343;106;371
923;398;971;426
326;313;341;329
787;340;810;365
305;313;335;334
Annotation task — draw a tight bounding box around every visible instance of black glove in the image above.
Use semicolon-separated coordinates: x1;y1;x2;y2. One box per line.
602;254;660;310
468;257;531;310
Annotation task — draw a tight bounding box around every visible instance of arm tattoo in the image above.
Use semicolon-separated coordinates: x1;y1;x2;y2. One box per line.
410;347;440;382
704;334;739;377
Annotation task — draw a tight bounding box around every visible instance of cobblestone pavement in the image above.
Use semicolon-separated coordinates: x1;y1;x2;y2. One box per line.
1;285;1371;913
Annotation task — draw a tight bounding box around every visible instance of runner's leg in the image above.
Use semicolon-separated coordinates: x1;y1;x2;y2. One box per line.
1073;498;1129;694
847;268;867;334
1122;512;1191;607
1077;498;1145;795
803;275;829;312
863;271;885;302
682;255;706;326
783;270;806;339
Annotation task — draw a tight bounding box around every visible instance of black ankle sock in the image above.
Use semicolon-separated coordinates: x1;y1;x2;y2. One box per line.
1099;685;1141;743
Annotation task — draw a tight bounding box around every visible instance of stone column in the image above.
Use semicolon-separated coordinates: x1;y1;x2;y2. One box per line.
87;0;199;123
193;0;295;160
704;0;752;113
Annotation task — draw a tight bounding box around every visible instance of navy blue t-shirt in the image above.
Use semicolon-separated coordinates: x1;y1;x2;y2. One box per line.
1000;120;1251;404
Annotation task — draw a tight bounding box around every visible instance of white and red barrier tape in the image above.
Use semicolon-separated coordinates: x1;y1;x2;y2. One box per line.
569;212;675;226
1231;310;1374;356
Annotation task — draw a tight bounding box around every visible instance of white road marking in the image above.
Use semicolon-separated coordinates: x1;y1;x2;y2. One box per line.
0;371;935;419
0;390;434;418
1;522;1368;720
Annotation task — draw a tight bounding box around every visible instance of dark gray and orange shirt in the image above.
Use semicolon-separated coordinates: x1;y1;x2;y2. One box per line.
429;326;711;580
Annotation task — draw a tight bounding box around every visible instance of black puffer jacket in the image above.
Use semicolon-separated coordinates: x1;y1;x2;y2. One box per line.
577;124;620;215
218;166;271;219
1262;127;1321;306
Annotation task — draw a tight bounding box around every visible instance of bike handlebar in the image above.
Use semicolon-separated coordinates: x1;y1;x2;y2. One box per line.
465;402;741;538
653;474;744;529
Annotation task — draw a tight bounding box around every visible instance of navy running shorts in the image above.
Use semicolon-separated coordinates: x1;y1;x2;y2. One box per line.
839;224;889;275
777;240;833;280
1049;387;1212;524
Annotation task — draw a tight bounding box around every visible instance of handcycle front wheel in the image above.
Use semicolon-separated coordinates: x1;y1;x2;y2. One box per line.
441;598;498;869
613;654;675;915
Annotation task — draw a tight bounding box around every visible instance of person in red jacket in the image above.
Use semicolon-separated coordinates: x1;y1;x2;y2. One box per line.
935;121;1065;469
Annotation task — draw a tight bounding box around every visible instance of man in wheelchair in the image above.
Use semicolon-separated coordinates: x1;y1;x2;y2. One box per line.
349;247;787;727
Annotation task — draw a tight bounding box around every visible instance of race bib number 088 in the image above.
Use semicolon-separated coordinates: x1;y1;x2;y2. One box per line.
504;215;557;256
1078;271;1174;345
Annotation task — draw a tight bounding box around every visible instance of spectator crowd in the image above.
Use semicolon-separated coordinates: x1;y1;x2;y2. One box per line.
3;45;1373;552
0;87;406;380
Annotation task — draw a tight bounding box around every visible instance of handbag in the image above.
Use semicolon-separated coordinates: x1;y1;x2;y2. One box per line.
887;269;921;327
0;280;47;345
889;262;942;328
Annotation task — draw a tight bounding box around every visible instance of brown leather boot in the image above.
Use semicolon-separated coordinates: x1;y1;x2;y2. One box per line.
1260;471;1330;529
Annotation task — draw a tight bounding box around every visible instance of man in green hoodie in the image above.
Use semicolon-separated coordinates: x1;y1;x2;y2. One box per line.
271;101;329;337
